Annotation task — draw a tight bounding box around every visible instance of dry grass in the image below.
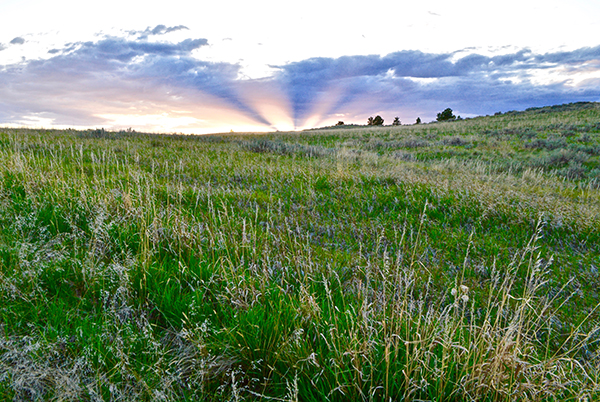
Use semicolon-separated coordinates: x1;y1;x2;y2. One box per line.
0;103;599;400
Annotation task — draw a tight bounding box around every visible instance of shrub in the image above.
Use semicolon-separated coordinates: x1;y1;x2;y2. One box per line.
558;161;588;180
442;136;468;146
531;149;589;169
524;137;567;150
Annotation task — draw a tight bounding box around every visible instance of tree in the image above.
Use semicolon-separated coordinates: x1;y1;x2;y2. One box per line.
367;115;384;126
415;117;421;124
373;115;384;126
436;108;456;122
392;117;401;126
336;121;345;126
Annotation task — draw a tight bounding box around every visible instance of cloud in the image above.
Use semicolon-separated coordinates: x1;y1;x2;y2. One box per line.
135;25;190;40
274;46;600;126
74;37;208;62
0;33;272;129
0;31;599;132
10;37;25;45
47;43;78;55
128;54;272;125
535;45;600;64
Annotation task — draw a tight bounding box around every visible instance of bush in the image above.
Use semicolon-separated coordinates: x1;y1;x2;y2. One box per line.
442;136;468;146
524;137;567;150
531;149;589;169
558;161;588;180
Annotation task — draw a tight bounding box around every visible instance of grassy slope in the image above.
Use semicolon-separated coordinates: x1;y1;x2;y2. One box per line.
0;102;599;400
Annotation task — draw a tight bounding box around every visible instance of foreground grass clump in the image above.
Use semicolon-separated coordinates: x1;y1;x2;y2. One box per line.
0;103;600;400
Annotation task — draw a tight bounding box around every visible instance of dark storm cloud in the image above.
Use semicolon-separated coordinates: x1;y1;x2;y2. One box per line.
10;37;25;45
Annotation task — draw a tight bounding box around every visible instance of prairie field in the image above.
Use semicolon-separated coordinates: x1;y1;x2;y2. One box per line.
1;102;600;401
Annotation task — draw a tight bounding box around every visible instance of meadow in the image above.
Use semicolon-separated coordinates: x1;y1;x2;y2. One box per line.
1;102;599;401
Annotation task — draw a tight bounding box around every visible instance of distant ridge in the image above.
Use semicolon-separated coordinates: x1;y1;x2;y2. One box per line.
508;101;599;115
306;101;600;130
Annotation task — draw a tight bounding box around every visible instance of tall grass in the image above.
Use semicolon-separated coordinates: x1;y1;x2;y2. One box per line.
0;103;599;400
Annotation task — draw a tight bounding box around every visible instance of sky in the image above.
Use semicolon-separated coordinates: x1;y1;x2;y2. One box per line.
1;0;600;134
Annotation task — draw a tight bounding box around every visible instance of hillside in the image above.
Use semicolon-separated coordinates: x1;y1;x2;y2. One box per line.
1;102;600;400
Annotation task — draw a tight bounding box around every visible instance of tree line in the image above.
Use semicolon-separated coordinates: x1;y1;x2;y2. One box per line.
335;108;458;127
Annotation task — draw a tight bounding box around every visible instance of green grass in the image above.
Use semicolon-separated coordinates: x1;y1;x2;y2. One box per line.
1;102;600;400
